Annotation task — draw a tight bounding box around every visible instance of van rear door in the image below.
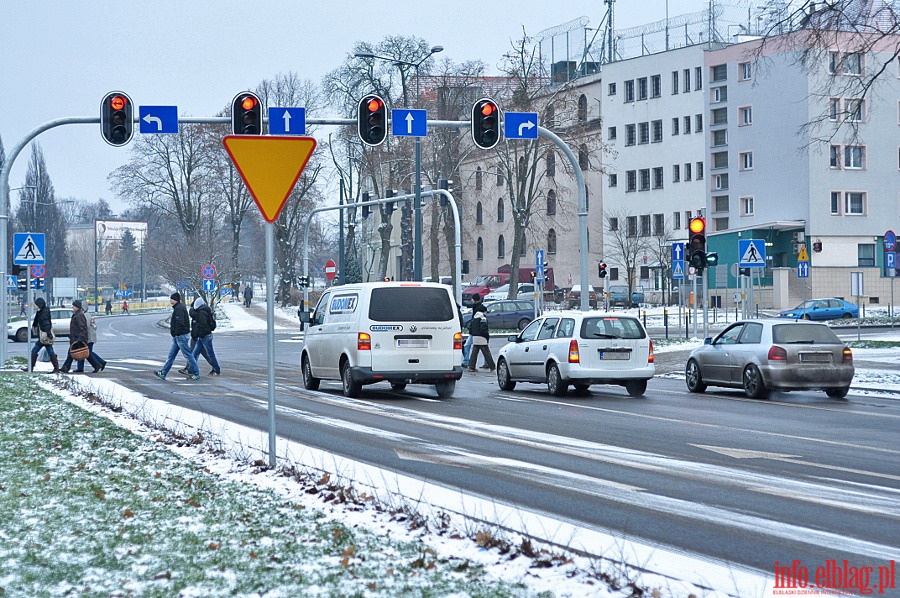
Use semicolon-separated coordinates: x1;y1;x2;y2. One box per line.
366;286;459;373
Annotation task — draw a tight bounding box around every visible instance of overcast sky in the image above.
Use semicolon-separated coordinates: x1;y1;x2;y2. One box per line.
1;0;704;213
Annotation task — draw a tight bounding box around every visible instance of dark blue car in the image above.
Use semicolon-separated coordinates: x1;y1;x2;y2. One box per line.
463;300;535;331
777;298;859;320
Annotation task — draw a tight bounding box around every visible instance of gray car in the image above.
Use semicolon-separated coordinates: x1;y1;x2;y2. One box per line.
7;307;72;342
685;319;854;400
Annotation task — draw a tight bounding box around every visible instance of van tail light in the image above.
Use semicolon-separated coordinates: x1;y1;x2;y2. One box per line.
767;345;787;361
648;339;655;364
453;332;463;350
842;347;853;363
568;339;580;363
357;332;371;351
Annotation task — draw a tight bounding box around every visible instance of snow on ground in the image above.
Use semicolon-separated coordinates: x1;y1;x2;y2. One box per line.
215;301;301;332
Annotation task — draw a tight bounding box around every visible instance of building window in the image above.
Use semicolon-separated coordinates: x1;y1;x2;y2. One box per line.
609;173;618;188
713;195;729;212
713;173;729;190
610;267;619;281
741;196;754;216
712;86;727;103
830;191;841;214
844;52;862;75
712;107;727;125
497;167;504;186
609;217;619;231
579;144;589;170
546;189;557;215
477;237;483;260
695;66;703;89
739;106;753;126
684;162;692;181
695;113;703;131
497;198;504;222
548;229;557;254
740;151;753;170
652;167;664;189
608;82;617;96
844;145;864;169
672;71;679;94
829;51;840;74
845;191;865;215
672;117;680;135
625;79;635;102
713;217;729;231
476;202;483;225
625;123;636;146
577;94;588;123
845;99;863;122
653;213;665;235
685;210;692;224
546;151;556;177
626;170;637;192
607;126;617;141
652;119;663;142
497;235;505;258
640;214;651;236
683;68;692;92
475;166;483;190
638;122;650;144
697;161;704;179
830;145;841;169
711;64;727;82
651;74;661;97
627;216;638;237
740;62;752;80
639;168;651;191
712;129;728;146
829;98;840;121
640;266;650;280
683;115;691;134
673;164;681;182
858;244;876;266
673;211;681;230
637;77;648;100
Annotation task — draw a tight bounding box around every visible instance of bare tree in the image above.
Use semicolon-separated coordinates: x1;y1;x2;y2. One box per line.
603;209;651;296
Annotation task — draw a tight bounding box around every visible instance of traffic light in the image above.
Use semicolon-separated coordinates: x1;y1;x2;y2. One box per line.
813;241;823;252
12;265;25;276
598;262;608;278
438;179;453;206
298;276;310;288
100;91;134;146
358;94;387;146
530;271;536;281
705;252;719;267
471;98;500;149
231;91;262;134
688;217;707;273
361;192;370;219
384;188;395;215
17;278;26;291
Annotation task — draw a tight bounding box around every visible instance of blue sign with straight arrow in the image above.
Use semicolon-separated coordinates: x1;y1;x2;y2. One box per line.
391;109;427;137
268;107;306;135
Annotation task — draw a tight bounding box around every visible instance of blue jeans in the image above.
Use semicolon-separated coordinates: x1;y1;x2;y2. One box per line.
161;334;199;377
192;334;220;374
461;334;473;367
31;340;56;356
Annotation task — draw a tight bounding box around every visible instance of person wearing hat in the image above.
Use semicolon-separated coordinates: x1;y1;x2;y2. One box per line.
462;294;488;369
65;300;103;373
23;297;60;373
155;293;200;380
61;302;106;373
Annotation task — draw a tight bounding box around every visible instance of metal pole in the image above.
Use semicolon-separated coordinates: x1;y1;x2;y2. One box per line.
265;223;277;469
702;270;709;339
414;137;422;281
94;228;100;313
26;268;32;372
338;180;344;285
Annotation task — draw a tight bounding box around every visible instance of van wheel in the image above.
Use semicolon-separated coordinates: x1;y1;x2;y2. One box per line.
547;364;567;396
341;361;361;398
434;380;455;399
497;359;516;391
390;382;407;391
743;364;770;400
302;355;320;391
625;379;647;397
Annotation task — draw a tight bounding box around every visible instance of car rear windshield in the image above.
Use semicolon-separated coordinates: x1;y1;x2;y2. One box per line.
369;287;455;322
772;323;841;344
580;317;645;339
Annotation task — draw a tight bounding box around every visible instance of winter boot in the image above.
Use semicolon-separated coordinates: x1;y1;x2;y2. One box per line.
21;353;38;372
49;354;60;374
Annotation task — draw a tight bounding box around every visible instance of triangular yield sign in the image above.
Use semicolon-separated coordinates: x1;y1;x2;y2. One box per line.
222;135;317;223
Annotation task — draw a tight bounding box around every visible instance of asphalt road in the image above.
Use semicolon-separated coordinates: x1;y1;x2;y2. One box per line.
25;310;899;581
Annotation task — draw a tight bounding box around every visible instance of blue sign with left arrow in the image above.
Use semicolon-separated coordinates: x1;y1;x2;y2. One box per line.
139;106;178;134
391;109;427;137
504;112;539;139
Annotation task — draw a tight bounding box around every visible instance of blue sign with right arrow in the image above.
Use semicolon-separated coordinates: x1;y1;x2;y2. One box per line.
504;112;538;139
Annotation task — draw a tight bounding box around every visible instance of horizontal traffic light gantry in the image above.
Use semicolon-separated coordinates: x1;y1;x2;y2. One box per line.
100;91;134;146
231;91;262;135
471;98;500;150
358;94;387;146
688;217;707;273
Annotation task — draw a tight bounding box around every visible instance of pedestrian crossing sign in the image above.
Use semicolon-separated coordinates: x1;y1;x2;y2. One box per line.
13;232;46;265
738;239;766;268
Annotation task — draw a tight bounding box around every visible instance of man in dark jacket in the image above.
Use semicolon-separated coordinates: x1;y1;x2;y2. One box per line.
186;296;221;376
154;293;200;380
25;297;59;373
62;300;102;373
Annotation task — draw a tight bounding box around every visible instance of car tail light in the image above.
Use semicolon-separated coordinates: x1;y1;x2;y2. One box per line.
842;347;853;362
568;339;580;363
767;345;787;361
358;332;371;351
453;332;463;350
648;339;654;363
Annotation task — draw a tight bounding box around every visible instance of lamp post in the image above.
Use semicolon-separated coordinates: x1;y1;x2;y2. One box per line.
354;44;443;281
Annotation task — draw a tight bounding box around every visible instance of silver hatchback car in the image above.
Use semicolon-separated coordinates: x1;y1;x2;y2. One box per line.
685;319;854;399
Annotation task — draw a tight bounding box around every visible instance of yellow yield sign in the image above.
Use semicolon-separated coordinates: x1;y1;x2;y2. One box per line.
222;135;317;223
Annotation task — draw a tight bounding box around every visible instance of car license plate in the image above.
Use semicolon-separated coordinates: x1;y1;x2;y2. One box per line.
599;350;630;360
397;338;429;348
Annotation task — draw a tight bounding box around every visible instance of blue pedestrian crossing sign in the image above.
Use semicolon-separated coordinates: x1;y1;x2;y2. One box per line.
13;232;45;265
391;109;427;137
739;239;766;268
672;260;686;279
139;106;179;134
797;261;810;278
6;275;16;290
504;112;538;139
268;107;306;135
202;278;216;292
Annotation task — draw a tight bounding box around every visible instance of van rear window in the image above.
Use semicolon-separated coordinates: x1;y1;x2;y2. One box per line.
369;287;455;322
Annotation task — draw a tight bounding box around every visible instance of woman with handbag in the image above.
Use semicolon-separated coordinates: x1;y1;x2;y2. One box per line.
23;297;59;373
65;300;102;373
61;311;106;373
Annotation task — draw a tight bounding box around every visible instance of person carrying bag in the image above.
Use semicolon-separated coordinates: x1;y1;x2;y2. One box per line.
24;297;59;373
66;300;102;372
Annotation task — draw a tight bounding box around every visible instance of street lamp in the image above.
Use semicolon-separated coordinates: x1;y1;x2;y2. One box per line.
354;44;443;281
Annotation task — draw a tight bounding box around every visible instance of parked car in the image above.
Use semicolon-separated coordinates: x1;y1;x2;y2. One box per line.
685;319;854;400
484;283;536;302
7;307;72;342
496;311;655;397
777;298;858;320
607;285;643;308
462;300;535;331
565;285;598;309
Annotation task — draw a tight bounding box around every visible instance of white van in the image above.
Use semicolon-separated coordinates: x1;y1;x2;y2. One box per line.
300;282;463;398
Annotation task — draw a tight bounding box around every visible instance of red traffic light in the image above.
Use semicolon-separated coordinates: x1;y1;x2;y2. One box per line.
481;102;496;116
358;94;387;146
110;95;128;111
240;95;258;111
231;91;262;135
101;91;134;147
366;97;383;112
472;97;500;150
